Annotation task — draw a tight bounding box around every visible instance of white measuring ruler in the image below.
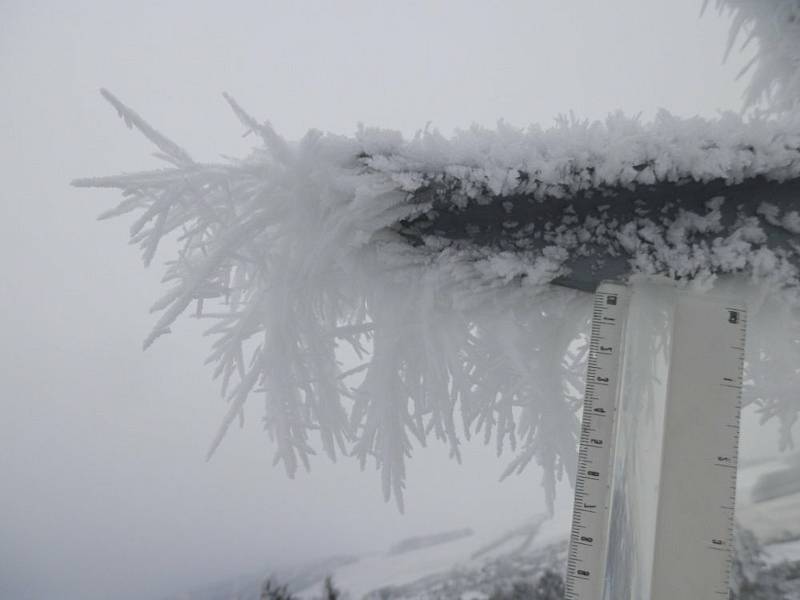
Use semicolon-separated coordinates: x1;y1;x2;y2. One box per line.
565;282;630;600
565;281;748;600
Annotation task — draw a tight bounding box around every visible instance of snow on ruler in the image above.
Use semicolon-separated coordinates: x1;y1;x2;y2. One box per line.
73;90;800;510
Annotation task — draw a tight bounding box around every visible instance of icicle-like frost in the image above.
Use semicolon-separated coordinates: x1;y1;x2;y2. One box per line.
74;91;800;510
708;0;800;113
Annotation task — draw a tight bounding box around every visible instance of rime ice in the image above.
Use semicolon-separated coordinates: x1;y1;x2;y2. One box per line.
73;1;800;509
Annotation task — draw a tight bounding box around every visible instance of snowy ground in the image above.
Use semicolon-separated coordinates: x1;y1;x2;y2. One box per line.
738;453;800;545
294;453;800;599
765;539;800;566
293;512;571;599
167;451;800;600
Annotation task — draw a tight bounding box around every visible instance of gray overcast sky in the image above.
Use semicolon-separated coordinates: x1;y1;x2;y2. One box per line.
0;1;754;599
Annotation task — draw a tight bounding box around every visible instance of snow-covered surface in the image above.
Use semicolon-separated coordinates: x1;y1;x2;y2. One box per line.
293;511;571;599
765;539;800;566
738;453;800;545
362;111;800;200
158;455;799;599
291;457;799;599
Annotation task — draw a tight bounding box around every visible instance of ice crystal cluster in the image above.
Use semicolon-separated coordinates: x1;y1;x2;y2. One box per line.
74;2;800;510
708;0;800;112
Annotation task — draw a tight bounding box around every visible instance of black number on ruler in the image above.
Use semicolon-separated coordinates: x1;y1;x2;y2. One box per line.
728;310;739;324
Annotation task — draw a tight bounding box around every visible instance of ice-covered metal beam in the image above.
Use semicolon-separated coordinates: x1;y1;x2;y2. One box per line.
396;176;800;291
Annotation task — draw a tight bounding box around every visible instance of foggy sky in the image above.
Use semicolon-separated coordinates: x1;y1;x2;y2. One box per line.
0;1;756;598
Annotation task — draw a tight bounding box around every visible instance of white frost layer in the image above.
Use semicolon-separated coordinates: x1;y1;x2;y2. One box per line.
362;111;800;201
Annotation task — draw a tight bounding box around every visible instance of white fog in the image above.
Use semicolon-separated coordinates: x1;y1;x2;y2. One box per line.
2;2;796;599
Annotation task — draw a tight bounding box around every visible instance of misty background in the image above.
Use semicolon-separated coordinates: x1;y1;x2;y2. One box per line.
0;1;766;598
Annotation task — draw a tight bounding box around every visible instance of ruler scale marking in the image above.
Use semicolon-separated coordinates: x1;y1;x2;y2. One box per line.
566;282;748;600
565;283;630;600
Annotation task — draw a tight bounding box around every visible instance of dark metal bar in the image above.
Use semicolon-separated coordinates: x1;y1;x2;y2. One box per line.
396;177;800;292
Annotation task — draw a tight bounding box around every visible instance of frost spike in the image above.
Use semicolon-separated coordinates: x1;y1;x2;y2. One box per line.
222;92;291;164
99;88;194;166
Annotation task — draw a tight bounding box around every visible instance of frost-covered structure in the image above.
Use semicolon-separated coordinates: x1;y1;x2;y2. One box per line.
74;1;800;510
